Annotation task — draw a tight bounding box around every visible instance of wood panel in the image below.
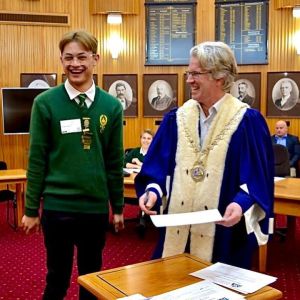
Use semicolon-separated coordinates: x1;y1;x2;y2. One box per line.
0;0;300;169
89;0;140;15
274;0;300;9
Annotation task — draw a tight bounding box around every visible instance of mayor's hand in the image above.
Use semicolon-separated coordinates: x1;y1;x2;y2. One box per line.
216;202;242;227
139;191;157;215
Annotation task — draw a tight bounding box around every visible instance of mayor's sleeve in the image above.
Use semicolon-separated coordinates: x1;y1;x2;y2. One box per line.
232;109;274;245
135;109;178;205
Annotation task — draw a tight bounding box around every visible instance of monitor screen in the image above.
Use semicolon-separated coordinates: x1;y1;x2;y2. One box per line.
1;88;48;135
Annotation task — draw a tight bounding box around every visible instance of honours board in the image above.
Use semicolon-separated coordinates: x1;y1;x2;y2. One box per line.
145;2;196;65
215;1;268;65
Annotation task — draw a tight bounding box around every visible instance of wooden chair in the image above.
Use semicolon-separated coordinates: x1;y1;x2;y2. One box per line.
0;161;17;230
273;144;290;177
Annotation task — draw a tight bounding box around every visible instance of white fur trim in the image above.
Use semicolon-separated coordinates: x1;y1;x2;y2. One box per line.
269;218;274;234
162;95;248;261
146;183;163;198
244;204;269;246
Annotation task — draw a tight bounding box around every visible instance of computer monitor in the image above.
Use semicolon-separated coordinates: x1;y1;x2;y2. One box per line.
1;87;48;135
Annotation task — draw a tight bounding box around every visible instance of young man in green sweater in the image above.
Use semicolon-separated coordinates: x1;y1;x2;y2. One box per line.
22;30;124;300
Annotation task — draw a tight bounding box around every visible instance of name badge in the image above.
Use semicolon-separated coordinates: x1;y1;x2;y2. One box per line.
60;119;82;134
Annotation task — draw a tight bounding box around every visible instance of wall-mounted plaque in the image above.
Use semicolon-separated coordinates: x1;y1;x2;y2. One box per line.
145;1;196;65
215;0;269;65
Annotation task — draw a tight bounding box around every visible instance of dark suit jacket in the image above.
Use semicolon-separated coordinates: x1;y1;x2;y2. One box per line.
240;94;254;106
274;96;296;110
271;134;300;167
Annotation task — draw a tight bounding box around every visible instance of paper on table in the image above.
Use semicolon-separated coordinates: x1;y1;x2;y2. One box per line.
117;294;148;300
150;209;222;227
274;176;285;182
123;168;140;174
150;280;244;300
190;262;277;294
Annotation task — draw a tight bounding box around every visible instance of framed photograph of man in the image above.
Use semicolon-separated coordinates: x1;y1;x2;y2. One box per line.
230;73;261;110
267;72;300;117
20;73;57;88
143;74;178;117
103;74;137;117
183;73;191;103
62;74;98;85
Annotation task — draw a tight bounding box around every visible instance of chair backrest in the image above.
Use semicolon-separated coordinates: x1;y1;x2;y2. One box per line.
273;144;290;177
124;148;133;156
0;161;8;170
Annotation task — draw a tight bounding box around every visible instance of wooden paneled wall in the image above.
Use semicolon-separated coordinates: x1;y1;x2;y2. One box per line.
0;0;300;169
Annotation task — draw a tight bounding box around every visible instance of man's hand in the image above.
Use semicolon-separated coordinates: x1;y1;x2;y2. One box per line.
216;202;243;227
132;158;142;166
21;215;40;234
113;214;124;233
139;191;157;215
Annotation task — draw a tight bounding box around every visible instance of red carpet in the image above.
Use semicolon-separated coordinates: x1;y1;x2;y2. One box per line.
0;202;299;299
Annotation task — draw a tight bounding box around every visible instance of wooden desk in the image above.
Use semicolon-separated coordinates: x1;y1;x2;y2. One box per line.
259;177;300;273
78;253;282;300
0;169;27;227
124;173;137;198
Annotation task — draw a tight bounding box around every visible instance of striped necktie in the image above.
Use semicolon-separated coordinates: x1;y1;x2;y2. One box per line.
78;93;87;108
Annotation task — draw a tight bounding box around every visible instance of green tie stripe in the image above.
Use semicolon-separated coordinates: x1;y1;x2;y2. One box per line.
78;93;87;108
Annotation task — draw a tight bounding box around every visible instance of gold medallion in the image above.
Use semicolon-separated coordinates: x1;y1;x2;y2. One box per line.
82;117;92;150
190;162;205;182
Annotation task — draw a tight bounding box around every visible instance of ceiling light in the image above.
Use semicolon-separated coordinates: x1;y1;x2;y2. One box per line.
107;13;122;25
293;6;300;18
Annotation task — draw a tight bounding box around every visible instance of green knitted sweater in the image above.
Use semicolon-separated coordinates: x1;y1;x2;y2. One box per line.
124;147;145;167
25;84;124;217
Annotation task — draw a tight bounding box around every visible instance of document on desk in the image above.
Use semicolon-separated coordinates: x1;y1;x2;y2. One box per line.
274;176;285;182
150;209;222;227
190;262;277;294
150;280;244;300
123;168;140;174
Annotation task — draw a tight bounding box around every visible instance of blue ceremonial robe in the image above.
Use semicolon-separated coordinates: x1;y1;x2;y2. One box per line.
135;106;274;269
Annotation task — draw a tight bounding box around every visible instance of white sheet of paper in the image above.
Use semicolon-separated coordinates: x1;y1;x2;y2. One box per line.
150;209;222;227
190;262;277;294
150;280;244;300
123;168;140;174
274;176;285;182
117;294;148;300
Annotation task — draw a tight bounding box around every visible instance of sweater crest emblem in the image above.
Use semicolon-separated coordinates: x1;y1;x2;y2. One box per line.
99;115;108;133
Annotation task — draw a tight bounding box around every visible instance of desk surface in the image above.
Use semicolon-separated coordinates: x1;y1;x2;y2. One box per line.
0;169;27;182
78;253;282;300
123;173;136;185
275;177;300;201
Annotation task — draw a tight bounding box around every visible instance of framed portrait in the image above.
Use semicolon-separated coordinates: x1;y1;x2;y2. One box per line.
267;72;300;117
103;74;138;117
62;74;98;85
230;72;261;110
143;74;178;117
20;73;57;88
183;73;191;103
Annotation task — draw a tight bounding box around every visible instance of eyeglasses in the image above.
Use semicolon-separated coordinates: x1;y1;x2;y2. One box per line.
61;52;95;64
185;71;211;79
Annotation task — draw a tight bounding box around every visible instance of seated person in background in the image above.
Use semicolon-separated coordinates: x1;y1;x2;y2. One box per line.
124;129;154;169
271;120;300;170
